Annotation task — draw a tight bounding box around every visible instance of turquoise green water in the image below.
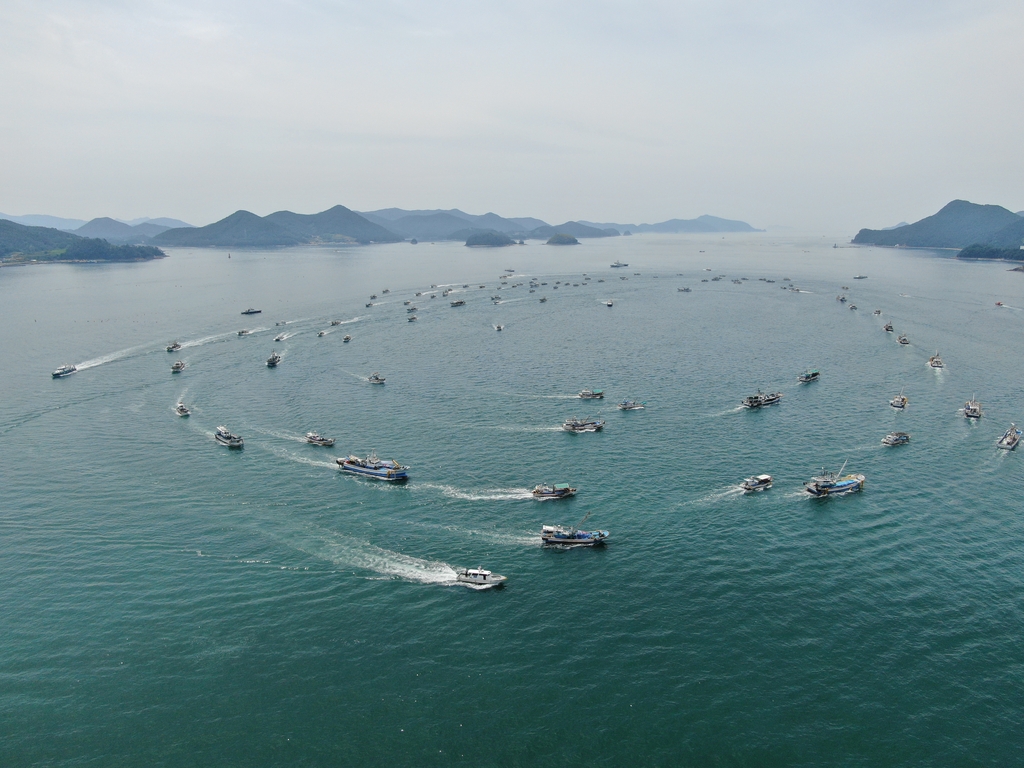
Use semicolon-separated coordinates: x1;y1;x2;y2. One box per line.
2;235;1022;766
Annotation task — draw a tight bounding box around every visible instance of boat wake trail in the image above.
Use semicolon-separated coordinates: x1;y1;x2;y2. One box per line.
419;483;534;501
682;485;746;506
709;406;745;417
264;444;337;469
307;533;459;585
493;425;563;432
442;525;540;546
180;331;235;349
77;343;150;370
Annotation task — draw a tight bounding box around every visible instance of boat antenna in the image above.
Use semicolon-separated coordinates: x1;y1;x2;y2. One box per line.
837;459;848;476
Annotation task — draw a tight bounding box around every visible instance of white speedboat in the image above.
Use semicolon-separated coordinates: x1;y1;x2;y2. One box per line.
742;390;782;408
890;388;908;410
578;389;604;399
882;431;910;446
495;324;503;331
562;418;604;433
455;567;507;589
897;334;910;345
306;431;335;446
368;372;385;384
408;315;417;322
610;261;628;268
343;335;352;342
997;424;1021;450
237;329;250;336
964;395;982;419
175;402;190;417
741;474;773;492
797;369;820;383
52;364;77;378
928;351;944;368
317;330;326;337
171;360;186;372
532;483;577;499
604;300;613;307
266;351;281;367
331;320;341;326
166;341;182;352
883;323;894;332
274;333;286;342
215;426;243;448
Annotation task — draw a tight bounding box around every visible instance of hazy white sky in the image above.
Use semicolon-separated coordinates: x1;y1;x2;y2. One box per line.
1;0;1022;231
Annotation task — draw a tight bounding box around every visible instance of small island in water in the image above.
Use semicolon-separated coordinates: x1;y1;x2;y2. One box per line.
0;219;165;264
546;233;579;245
465;231;513;247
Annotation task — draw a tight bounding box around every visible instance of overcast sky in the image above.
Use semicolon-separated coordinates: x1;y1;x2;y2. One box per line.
1;1;1022;231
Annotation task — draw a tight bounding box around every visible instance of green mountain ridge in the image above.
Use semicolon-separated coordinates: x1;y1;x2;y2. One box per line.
852;200;1023;248
0;219;164;261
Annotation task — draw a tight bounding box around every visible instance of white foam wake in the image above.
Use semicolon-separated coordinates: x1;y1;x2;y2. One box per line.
419;483;534;501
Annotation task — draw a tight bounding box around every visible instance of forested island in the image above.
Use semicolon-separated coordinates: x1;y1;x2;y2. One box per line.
547;233;579;245
0;219;165;264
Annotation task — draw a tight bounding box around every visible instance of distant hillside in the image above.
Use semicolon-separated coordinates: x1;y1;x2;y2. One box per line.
547;233;579;245
153;206;398;247
75;217;170;244
853;201;1022;248
360;208;546;238
577;216;760;234
0;213;87;230
0;219;164;261
264;205;400;244
154;211;301;247
530;221;618;239
983;217;1024;249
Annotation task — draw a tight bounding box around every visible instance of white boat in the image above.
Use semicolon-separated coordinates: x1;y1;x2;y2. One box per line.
617;400;645;410
450;299;466;307
897;334;910;345
408;315;418;322
406;306;418;313
604;300;613;307
237;329;250;336
854;275;867;279
797;369;820;383
51;364;77;378
175;402;190;417
890;388;908;410
997;424;1021;450
343;335;352;342
495;324;503;331
331;320;341;326
215;426;244;448
881;431;910;446
274;333;286;342
171;360;186;372
742;390;782;408
883;323;894;332
368;372;385;385
578;389;604;399
241;308;261;315
610;261;628;268
928;351;944;368
532;483;577;499
741;474;773;492
964;395;982;419
306;431;335;446
317;330;326;337
455;567;507;589
266;351;281;367
166;341;182;352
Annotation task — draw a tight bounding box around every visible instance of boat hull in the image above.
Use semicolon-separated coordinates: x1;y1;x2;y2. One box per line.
804;475;864;497
338;462;408;481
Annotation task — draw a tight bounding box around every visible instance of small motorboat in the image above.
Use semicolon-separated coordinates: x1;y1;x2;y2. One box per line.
837;294;847;303
882;431;910;446
883;323;894;332
450;299;466;307
166;341;182;352
381;289;390;294
849;304;858;310
897;334;910;345
928;351;944;368
604;300;613;307
562;418;605;433
175;402;190;417
804;462;865;497
365;302;374;308
408;315;418;322
578;389;604;399
678;287;691;292
995;301;1003;307
406;306;418;313
997;424;1022;450
343;335;352;342
274;333;286;342
741;474;773;492
52;364;77;379
532;483;577;500
369;294;377;300
241;308;262;315
610;261;628;268
337;451;408;480
215;426;244;448
964;395;982;419
539;297;548;303
854;275;867;280
617;400;645;410
171;360;186;372
306;431;335;447
455;567;507;589
368;372;385;384
237;329;250;336
266;351;282;367
495;324;503;331
742;390;783;408
275;321;286;326
331;320;341;326
797;369;820;383
890;388;908;409
404;300;411;305
317;330;326;337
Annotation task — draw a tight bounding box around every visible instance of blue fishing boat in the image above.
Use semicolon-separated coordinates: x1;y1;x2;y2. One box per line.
804;461;865;497
617;400;645;410
337;451;409;481
541;513;608;546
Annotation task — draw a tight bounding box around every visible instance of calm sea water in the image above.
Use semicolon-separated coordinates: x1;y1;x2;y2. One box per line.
2;234;1023;766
